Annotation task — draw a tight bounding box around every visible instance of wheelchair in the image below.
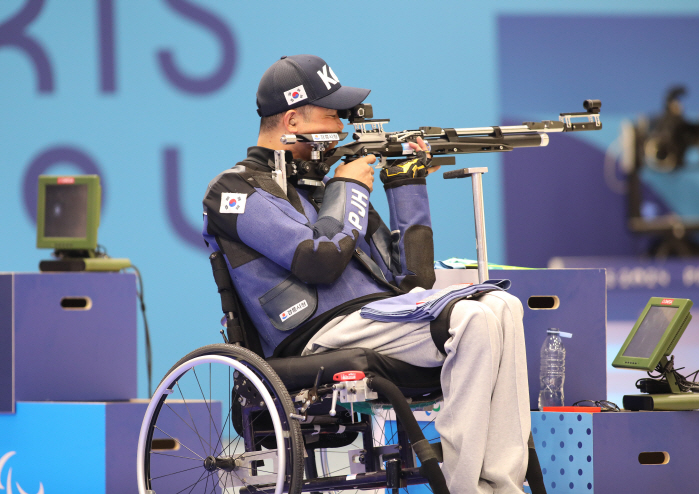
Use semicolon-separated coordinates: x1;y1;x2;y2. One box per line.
136;250;545;494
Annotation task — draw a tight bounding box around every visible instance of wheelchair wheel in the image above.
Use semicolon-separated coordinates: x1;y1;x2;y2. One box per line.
137;344;304;494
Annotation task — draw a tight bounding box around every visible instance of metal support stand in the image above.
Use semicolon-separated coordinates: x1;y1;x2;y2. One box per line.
443;167;489;283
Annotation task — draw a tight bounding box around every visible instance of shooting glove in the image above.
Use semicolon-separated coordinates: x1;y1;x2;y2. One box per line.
379;150;432;184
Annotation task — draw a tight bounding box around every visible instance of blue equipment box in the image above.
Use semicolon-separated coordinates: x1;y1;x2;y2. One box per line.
0;273;137;413
531;410;699;493
435;268;607;408
0;401;219;494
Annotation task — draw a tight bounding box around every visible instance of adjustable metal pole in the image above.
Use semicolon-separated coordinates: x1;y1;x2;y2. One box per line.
443;167;489;283
469;168;489;283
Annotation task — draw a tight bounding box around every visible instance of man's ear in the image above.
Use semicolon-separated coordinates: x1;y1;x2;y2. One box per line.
283;109;299;133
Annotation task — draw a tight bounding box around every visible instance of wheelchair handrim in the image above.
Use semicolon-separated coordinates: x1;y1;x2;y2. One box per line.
136;354;287;494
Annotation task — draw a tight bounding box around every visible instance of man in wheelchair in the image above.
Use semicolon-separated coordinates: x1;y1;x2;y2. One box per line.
194;55;530;493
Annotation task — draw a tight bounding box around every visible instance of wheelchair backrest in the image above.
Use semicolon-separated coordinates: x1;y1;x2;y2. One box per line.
203;216;266;357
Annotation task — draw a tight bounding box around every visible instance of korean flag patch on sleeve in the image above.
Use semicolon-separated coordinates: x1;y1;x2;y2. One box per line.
220;193;247;214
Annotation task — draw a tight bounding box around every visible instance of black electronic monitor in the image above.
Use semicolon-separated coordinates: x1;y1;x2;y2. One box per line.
612;297;693;372
36;175;101;251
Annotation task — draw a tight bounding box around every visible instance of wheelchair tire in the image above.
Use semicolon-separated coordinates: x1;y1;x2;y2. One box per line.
137;344;304;494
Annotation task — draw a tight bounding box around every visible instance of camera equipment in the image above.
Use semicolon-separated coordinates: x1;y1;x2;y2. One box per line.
621;87;699;256
275;100;603;190
629;87;699;172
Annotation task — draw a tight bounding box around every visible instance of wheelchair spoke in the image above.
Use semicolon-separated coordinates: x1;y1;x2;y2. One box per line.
212;405;234;459
206;471;221;494
228;365;231;460
151;451;202;462
372;410;391;447
192;367;223;454
175;468;209;494
177;381;211;457
150;463;203;481
154;425;205;460
165;402;216;453
209;363;212;457
224;431;244;458
202;470;210;493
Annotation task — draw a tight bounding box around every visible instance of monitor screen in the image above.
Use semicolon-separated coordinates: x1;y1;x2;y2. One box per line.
44;184;89;238
622;306;678;359
36;175;101;251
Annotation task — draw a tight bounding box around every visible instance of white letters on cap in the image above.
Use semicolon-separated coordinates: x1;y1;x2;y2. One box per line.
317;65;340;90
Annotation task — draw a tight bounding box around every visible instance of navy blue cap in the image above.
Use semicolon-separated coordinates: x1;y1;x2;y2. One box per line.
256;54;370;117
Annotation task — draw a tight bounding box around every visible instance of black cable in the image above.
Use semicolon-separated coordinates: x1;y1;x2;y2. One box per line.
637;358;699;394
126;264;153;397
92;246;153;395
95;244;108;257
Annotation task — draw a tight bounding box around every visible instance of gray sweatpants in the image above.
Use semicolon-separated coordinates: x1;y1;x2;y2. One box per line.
302;291;530;494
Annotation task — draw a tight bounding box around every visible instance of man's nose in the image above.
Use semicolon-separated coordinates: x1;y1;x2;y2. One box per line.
336;118;344;132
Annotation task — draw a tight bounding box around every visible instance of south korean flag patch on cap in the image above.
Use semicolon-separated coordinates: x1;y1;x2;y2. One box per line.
220;193;247;214
284;85;308;106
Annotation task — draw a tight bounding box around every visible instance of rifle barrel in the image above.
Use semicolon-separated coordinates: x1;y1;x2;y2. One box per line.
424;133;548;150
500;134;549;148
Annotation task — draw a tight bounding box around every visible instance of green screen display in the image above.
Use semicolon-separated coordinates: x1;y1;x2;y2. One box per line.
36;175;101;251
612;297;693;372
622;306;678;359
43;184;89;238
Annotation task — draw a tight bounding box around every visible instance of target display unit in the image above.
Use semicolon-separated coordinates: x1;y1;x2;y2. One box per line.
612;297;699;410
36;175;130;272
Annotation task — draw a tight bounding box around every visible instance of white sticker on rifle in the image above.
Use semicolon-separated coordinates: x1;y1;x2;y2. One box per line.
280;300;308;322
312;133;340;141
220;193;247;214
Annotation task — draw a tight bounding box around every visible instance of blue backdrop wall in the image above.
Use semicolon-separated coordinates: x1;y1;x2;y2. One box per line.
2;0;699;397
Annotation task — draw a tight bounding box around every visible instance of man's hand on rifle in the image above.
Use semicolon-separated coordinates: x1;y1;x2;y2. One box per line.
379;137;441;184
334;154;376;192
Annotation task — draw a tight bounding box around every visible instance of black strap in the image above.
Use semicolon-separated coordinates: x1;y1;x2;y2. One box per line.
210;251;238;315
353;247;404;295
429;287;503;355
429;297;461;356
209;251;246;346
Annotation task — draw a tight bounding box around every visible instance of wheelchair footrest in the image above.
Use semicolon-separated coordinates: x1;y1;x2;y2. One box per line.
302;466;429;492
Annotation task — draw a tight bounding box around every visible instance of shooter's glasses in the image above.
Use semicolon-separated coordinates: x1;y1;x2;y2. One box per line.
572;400;620;412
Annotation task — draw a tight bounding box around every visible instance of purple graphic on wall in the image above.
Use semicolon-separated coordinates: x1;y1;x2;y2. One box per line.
0;0;54;92
163;147;208;252
157;0;237;94
98;0;116;93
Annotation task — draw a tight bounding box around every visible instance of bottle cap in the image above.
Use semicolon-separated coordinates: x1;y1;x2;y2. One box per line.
548;328;572;338
547;328;572;338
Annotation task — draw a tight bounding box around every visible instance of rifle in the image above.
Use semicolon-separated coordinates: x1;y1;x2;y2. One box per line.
276;99;602;186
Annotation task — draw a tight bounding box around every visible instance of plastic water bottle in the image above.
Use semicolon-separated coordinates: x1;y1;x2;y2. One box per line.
538;328;571;410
